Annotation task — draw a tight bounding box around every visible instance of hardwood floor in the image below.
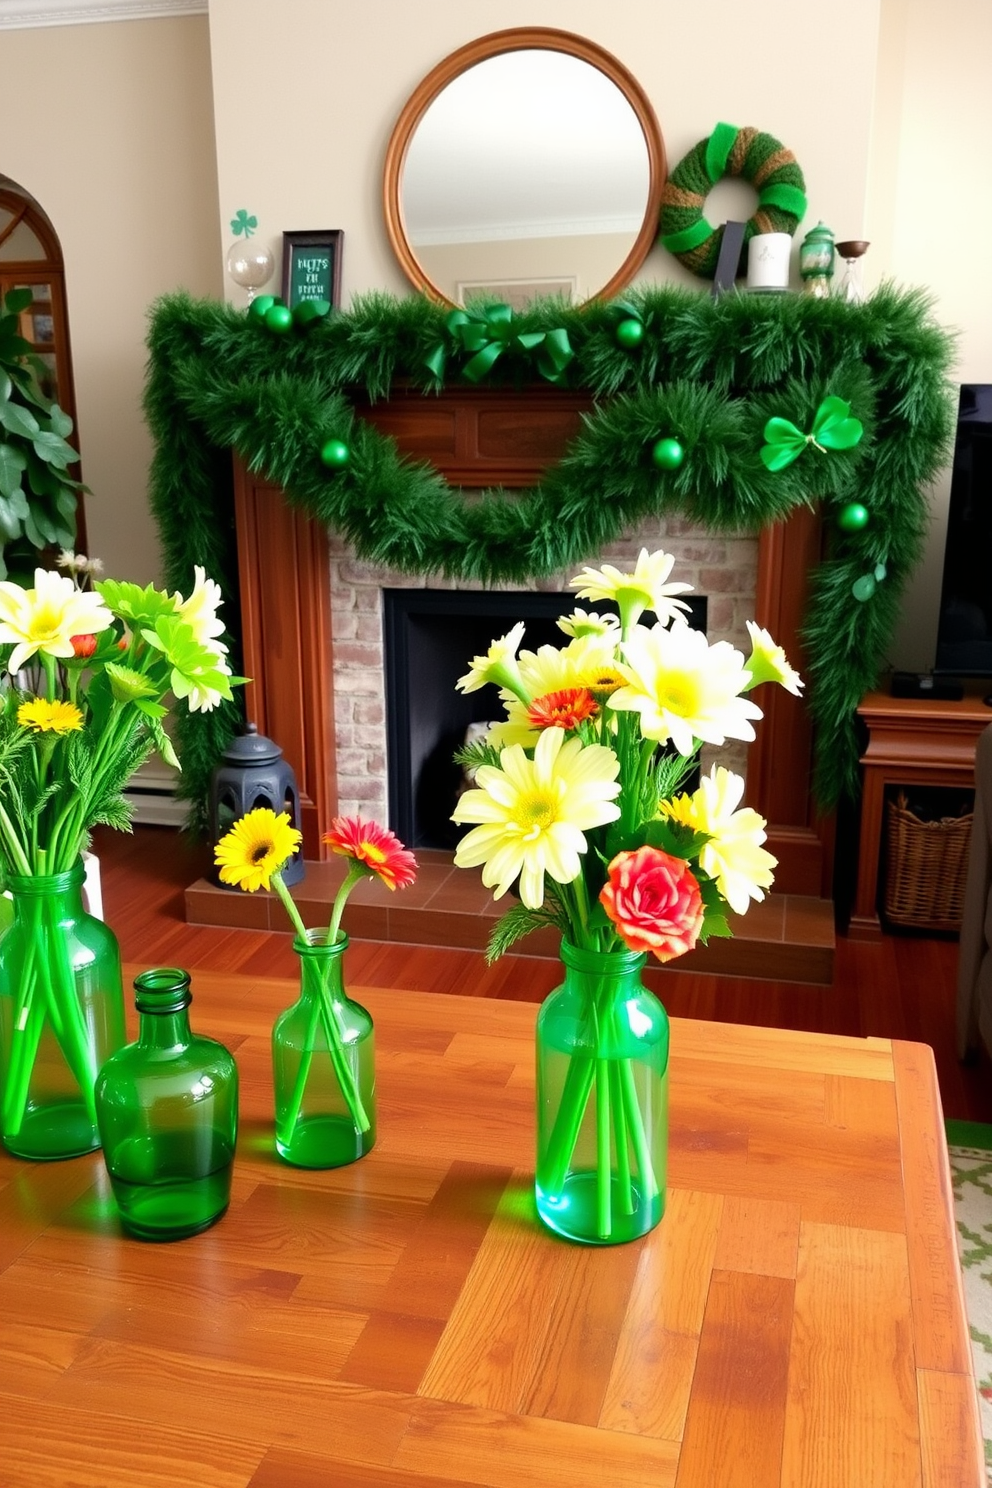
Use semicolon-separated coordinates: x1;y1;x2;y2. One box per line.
92;823;992;1125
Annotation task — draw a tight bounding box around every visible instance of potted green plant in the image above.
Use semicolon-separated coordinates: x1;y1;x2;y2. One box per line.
0;285;84;581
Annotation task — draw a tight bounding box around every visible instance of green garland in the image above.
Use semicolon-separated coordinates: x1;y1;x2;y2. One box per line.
144;283;956;831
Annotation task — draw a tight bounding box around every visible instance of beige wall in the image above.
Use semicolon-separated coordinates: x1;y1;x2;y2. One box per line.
0;14;222;586
870;0;992;670
207;0;881;306
3;0;989;676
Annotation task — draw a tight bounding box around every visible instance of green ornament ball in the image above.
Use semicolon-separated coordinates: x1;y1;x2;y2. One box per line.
320;438;350;469
293;298;331;328
652;436;685;471
616;317;645;349
247;294;277;321
838;501;870;532
264;302;294;334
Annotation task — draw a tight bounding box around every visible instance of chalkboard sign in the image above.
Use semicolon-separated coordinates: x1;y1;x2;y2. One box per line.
281;230;343;309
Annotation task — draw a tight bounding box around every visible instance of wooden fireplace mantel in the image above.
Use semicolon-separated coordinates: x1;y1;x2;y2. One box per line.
233;385;833;895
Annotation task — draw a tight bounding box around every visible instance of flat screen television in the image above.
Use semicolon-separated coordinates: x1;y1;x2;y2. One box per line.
933;383;992;678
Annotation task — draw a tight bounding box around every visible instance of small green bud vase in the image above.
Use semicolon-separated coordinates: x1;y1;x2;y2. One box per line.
272;930;375;1168
535;941;669;1245
94;968;238;1240
0;862;125;1160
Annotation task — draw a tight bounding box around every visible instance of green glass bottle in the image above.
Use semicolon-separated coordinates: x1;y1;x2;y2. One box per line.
273;930;375;1168
94;968;238;1240
0;862;125;1160
535;941;669;1245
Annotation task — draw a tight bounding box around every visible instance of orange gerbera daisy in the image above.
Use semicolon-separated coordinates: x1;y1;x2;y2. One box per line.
526;687;598;731
323;816;418;891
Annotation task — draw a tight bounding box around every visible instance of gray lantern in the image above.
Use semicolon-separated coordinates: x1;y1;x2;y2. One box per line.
210;723;304;887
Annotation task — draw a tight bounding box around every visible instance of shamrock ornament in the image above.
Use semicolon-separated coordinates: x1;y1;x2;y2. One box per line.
230;209;258;239
852;561;887;602
760;396;864;471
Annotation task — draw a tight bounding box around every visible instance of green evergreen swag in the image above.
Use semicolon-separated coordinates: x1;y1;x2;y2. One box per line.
144;284;955;830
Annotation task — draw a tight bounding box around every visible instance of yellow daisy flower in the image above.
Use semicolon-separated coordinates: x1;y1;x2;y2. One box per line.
456;621;527;700
214;808;303;893
661;765;777;915
610;620;763;756
17;697;84;734
517;633;619;699
488;634;621;748
569;548;693;629
744;621;804;696
176;565;227;650
0;567;111;674
556;609;621;640
451;726;622;908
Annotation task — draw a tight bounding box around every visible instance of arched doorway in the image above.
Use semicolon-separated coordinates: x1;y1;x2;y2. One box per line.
0;176;86;566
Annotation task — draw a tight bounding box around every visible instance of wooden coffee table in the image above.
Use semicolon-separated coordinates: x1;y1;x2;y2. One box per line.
0;967;982;1487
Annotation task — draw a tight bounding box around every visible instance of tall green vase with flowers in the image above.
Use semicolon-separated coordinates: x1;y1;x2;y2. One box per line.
450;548;802;1243
0;553;243;1158
214;807;417;1167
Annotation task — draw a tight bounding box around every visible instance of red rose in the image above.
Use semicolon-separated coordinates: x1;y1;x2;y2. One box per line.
600;845;704;962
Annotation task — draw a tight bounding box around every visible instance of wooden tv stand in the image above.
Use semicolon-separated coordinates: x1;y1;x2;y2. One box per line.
850;687;992;938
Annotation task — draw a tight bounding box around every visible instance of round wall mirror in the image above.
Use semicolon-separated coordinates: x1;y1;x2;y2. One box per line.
383;28;666;310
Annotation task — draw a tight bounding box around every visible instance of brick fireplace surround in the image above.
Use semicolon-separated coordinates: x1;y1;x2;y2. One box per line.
186;388;835;979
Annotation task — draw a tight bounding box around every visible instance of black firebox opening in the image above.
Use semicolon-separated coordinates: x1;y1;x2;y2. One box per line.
383;588;707;851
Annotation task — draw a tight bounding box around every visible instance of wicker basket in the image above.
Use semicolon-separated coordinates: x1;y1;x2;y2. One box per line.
882;791;973;931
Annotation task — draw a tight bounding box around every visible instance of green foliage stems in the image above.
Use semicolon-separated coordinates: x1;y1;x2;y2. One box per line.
144;285;956;830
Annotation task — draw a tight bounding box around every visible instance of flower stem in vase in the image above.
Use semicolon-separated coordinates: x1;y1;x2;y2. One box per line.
0;863;125;1159
536;943;668;1245
314;968;371;1134
274;994;322;1149
272;929;375;1168
595;1055;612;1239
609;1059;633;1217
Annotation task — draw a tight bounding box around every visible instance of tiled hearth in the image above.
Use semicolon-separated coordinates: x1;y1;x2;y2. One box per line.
186;853;835;984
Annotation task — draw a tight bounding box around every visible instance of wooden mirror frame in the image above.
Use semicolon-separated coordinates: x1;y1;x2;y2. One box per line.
382;27;666;307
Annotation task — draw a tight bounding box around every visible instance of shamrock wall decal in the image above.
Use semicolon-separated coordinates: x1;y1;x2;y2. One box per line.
230;209;258;239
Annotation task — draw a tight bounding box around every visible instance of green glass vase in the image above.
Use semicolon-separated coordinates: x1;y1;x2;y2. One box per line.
273;930;375;1168
94;968;238;1240
535;941;669;1245
0;862;125;1160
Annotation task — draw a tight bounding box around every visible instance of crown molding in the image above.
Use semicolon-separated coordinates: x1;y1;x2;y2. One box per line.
0;0;205;28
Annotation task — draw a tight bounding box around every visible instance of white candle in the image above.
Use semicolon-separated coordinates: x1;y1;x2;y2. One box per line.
747;232;792;290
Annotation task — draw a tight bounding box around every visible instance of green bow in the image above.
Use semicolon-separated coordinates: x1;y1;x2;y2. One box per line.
760;396;864;471
425;302;573;386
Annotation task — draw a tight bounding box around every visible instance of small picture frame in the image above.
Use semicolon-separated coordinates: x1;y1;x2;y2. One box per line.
281;230;343;309
456;277;577;312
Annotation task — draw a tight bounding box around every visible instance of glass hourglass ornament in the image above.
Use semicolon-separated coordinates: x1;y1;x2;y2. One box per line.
835;240;870;304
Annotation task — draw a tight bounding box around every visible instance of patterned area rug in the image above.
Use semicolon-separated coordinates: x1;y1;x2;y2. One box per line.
947;1120;992;1482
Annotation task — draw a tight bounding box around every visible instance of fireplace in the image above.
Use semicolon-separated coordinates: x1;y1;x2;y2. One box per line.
383;587;707;850
231;443;831;897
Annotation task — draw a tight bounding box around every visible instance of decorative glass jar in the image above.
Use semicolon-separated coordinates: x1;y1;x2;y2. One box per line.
535;941;669;1245
94;968;238;1240
0;862;125;1160
799;220;835;297
273;930;375;1168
